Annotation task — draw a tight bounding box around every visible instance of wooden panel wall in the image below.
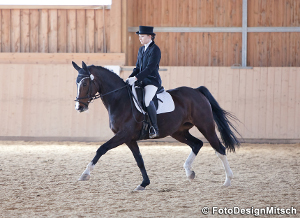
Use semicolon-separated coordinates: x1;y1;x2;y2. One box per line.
1;65;299;142
127;0;243;27
248;0;300;27
127;0;243;66
248;32;300;67
0;8;114;53
128;32;243;67
0;64;114;141
129;32;242;67
247;0;300;67
127;0;300;67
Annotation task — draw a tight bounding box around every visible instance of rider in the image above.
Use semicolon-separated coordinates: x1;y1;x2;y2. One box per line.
126;26;162;139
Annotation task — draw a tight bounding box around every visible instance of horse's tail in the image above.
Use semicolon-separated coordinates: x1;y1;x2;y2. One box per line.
197;86;241;152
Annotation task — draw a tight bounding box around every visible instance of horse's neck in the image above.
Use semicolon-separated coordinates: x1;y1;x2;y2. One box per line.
96;70;128;113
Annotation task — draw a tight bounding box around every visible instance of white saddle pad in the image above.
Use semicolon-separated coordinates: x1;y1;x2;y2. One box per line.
131;85;175;114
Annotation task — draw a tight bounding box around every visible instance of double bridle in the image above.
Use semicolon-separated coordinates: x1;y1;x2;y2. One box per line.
75;76;128;107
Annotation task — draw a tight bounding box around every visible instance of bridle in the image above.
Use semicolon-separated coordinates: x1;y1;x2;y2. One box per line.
75;76;128;107
75;71;143;123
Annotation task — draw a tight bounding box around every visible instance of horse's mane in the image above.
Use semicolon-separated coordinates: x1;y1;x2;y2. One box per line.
89;65;125;83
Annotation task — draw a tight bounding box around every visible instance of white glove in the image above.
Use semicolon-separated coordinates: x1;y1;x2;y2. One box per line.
126;77;137;86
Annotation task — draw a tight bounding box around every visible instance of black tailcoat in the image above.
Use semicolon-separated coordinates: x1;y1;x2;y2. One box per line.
130;41;162;88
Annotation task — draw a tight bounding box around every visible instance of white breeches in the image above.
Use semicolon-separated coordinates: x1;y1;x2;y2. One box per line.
144;85;158;107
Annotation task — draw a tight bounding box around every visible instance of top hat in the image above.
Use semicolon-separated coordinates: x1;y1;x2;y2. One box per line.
136;26;156;35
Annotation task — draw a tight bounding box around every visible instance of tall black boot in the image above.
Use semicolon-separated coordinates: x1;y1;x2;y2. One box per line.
147;101;159;138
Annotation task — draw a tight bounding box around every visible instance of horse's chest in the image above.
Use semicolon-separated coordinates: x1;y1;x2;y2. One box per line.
109;120;118;133
108;114;122;133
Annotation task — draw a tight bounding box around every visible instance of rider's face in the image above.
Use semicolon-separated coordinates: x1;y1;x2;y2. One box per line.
139;34;152;45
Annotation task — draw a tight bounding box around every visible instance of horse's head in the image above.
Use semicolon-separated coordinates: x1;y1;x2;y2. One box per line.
73;61;98;112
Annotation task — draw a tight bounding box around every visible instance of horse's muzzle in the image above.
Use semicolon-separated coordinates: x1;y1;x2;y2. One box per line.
75;103;88;113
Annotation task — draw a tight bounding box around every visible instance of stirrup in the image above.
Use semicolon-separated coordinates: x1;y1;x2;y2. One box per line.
149;126;159;139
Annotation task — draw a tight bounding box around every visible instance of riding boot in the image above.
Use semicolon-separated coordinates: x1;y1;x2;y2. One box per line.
147;101;159;138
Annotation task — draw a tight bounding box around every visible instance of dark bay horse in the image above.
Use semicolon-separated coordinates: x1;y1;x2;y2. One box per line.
73;61;240;190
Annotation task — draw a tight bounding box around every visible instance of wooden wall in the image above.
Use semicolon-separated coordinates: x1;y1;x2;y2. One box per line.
127;0;243;67
248;0;300;27
1;1;299;67
1;65;299;142
127;0;243;27
129;32;243;67
0;0;125;54
0;8;109;53
0;64;114;141
247;0;300;67
127;0;300;67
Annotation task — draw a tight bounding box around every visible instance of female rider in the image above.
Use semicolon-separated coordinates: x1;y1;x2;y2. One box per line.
126;26;162;139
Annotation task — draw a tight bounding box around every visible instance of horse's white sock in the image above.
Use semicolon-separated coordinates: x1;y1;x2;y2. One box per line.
184;151;196;177
216;152;233;186
84;162;95;175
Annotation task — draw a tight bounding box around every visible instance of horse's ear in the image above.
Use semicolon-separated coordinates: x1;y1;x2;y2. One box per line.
72;61;81;71
82;61;88;72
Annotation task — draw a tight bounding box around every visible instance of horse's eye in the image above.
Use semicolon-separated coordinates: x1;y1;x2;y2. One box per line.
83;83;87;86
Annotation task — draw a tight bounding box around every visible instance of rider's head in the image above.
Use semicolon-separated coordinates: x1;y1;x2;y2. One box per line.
136;26;156;45
139;34;152;45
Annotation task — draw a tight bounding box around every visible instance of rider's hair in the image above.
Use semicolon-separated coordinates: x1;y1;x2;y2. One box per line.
149;34;155;41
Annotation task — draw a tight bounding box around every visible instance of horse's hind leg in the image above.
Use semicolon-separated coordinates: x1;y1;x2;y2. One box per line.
197;126;233;186
171;130;203;181
215;151;233;186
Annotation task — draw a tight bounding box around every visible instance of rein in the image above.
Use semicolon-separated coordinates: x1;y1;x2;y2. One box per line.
100;85;128;98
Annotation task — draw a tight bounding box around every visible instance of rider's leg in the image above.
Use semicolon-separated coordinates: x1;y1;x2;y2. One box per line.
144;85;158;107
144;85;159;138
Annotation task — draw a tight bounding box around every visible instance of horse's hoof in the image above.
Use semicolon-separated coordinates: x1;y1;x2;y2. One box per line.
78;173;90;181
188;171;196;181
134;185;145;191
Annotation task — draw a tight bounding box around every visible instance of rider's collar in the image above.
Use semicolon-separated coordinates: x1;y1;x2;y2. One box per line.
144;40;153;51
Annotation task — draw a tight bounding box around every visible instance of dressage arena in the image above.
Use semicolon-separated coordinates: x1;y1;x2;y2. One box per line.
0;141;299;217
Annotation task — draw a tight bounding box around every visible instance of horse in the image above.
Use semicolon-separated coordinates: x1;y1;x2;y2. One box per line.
73;61;241;191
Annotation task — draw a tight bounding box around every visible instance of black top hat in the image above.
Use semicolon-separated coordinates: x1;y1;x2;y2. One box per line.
136;26;156;35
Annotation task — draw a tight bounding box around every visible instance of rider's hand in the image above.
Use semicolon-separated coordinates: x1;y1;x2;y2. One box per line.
126;77;137;86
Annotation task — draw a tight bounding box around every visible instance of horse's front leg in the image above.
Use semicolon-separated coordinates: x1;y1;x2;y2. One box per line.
126;141;150;191
78;132;127;181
